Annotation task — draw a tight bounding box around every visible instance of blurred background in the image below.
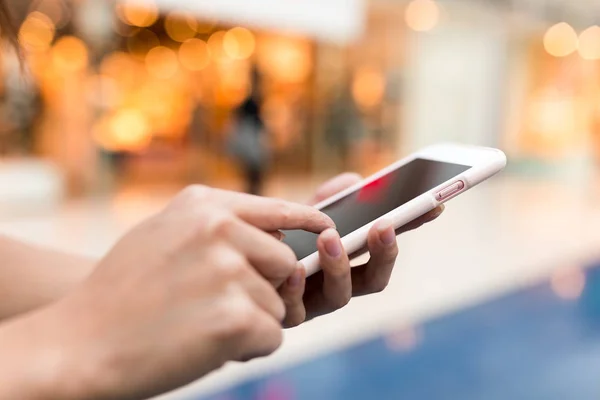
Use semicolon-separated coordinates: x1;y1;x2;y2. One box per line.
3;0;600;399
5;0;600;204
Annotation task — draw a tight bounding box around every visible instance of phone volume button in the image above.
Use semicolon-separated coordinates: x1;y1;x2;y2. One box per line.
436;180;465;201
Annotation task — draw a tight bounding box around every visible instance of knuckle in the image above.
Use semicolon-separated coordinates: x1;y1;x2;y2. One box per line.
217;252;248;280
221;295;256;338
180;184;211;202
284;308;306;328
328;292;352;310
367;278;390;294
279;245;298;274
273;200;293;224
207;212;237;237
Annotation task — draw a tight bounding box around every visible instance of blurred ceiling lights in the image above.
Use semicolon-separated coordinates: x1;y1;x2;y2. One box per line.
405;0;440;32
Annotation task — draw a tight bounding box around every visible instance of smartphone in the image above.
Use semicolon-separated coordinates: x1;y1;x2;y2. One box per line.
283;143;507;276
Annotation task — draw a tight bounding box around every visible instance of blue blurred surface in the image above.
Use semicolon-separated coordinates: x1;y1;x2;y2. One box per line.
196;264;600;400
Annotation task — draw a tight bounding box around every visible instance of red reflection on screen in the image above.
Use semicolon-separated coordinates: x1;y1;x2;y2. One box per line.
357;175;390;203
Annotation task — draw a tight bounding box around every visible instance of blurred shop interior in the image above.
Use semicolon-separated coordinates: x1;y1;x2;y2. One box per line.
2;0;600;206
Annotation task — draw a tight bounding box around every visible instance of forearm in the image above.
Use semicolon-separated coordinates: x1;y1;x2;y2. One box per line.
0;235;96;320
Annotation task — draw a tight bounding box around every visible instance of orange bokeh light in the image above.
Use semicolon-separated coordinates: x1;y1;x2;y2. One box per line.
145;46;179;79
93;109;152;152
352;66;385;109
544;22;578;58
405;0;440;32
164;12;197;43
117;0;159;28
19;12;55;52
223;27;256;60
258;37;312;83
127;29;160;58
179;39;211;71
52;35;89;72
207;30;227;60
578;26;600;60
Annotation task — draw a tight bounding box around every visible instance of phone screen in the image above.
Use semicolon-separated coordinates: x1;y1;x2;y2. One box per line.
283;158;471;260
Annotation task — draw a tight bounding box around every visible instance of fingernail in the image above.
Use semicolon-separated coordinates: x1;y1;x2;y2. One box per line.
323;230;342;258
288;268;304;288
378;220;395;246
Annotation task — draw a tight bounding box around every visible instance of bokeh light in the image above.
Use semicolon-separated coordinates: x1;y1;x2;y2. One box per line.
258;37;312;83
145;46;179;79
117;0;159;28
578;26;600;60
223;27;256;60
352;66;386;110
127;29;160;59
100;52;141;91
51;36;89;72
194;19;217;34
207;30;227;60
93;109;152;152
405;0;440;32
19;11;56;52
164;12;198;43
543;22;579;57
179;39;211;71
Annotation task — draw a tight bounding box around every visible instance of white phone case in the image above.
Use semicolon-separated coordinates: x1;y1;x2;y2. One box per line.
301;143;507;276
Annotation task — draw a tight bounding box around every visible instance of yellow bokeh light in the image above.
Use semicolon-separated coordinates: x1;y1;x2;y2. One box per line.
52;35;89;72
207;30;227;60
578;26;600;60
145;46;179;79
405;0;440;32
117;0;158;28
164;12;197;43
94;109;152;152
352;66;385;109
223;27;256;60
544;22;578;57
127;29;160;58
179;39;211;71
19;11;56;52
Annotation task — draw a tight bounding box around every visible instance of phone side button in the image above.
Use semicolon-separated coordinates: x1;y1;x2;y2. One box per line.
435;180;465;201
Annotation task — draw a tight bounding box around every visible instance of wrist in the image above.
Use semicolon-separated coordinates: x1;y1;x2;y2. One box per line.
0;300;105;400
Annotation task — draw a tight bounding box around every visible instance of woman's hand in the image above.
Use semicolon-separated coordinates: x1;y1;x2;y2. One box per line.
0;186;334;400
280;173;444;327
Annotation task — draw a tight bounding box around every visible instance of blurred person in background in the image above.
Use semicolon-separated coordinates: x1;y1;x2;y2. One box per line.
0;1;443;399
228;67;269;195
324;74;367;170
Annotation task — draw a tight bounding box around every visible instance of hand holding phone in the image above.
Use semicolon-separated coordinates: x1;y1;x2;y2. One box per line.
283;143;507;276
